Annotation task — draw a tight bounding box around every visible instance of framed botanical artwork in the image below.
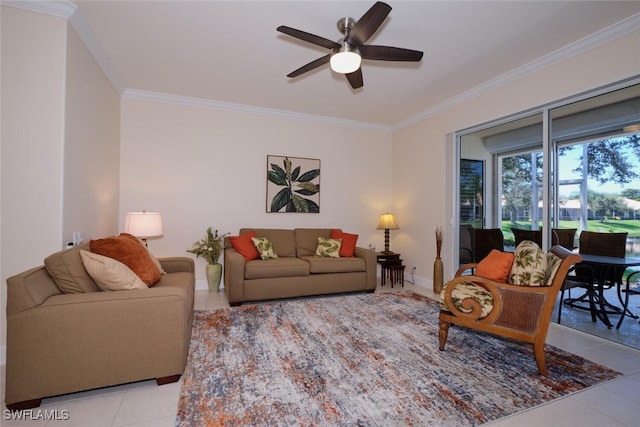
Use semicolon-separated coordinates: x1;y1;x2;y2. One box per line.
266;155;320;213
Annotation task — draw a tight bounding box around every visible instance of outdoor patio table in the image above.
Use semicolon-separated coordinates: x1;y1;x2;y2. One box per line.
576;254;640;329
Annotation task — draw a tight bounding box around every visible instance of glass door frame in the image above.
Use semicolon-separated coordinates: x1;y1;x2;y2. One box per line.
453;76;640;266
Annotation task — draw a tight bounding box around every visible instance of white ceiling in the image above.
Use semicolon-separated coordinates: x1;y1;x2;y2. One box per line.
41;1;640;127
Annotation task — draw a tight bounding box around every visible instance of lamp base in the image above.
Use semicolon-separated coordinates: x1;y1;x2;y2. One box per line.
380;250;394;255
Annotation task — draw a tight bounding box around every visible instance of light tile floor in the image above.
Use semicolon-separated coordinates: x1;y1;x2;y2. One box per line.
2;281;639;426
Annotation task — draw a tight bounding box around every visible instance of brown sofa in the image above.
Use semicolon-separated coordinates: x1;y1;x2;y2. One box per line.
5;243;195;410
224;228;377;306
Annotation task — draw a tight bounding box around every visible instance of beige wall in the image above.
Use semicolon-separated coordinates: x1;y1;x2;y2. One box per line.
119;98;393;286
0;7;120;360
63;24;121;244
1;7;67;360
392;29;640;280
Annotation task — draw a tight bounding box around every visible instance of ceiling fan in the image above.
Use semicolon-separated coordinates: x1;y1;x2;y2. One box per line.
276;1;423;89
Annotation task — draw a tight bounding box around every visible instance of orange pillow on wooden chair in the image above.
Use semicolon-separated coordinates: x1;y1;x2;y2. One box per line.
229;230;260;261
475;249;515;283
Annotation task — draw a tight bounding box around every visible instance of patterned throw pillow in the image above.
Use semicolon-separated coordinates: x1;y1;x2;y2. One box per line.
315;237;342;258
251;237;278;260
545;251;563;286
508;240;547;286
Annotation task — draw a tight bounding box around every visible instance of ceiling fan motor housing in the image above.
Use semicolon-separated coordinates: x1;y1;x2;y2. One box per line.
337;17;356;35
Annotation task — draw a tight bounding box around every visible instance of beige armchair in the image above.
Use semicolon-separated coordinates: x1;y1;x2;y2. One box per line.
439;244;582;376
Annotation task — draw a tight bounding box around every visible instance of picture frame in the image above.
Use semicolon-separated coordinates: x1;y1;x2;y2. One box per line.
266;155;320;213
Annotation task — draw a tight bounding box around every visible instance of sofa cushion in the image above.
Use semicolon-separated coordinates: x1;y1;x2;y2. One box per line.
229;230;260;261
295;228;333;257
80;250;148;291
315;237;342;258
90;233;162;286
44;243;100;293
245;258;310;279
508;240;547;286
251;237;279;260
299;256;366;274
331;229;358;257
240;228;296;257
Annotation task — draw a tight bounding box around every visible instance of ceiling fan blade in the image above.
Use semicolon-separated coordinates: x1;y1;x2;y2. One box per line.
277;26;341;50
359;45;423;62
344;1;392;47
287;54;332;78
345;68;363;89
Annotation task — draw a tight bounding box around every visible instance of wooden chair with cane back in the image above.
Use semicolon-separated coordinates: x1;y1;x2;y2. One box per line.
439;241;582;376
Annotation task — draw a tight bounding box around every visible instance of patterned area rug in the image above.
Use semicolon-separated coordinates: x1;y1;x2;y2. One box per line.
176;292;621;426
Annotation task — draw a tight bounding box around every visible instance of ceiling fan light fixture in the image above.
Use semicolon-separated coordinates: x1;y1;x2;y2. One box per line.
330;51;361;74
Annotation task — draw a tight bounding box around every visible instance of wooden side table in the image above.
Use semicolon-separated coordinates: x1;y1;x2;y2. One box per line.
377;252;404;287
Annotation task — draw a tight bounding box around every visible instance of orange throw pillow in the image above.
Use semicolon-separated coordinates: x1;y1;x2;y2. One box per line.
229;230;260;261
90;233;161;286
331;230;359;257
475;249;515;283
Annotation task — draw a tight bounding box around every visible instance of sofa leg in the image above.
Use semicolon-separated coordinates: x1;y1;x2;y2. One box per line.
6;398;42;411
229;302;242;307
365;289;375;294
156;374;181;385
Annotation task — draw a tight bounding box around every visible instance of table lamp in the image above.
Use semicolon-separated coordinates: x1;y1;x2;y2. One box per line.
125;210;163;247
376;212;399;254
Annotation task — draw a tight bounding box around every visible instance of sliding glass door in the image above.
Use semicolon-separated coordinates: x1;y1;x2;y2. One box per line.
455;79;640;264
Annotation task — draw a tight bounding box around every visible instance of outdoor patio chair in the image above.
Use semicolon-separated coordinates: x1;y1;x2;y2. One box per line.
511;228;576;251
439;242;582;376
552;228;577;250
512;228;542;247
473;228;504;262
558;231;628;323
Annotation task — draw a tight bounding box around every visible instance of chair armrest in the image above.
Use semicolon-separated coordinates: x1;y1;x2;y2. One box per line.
455;263;478;277
441;275;502;322
158;257;195;274
442;276;556;323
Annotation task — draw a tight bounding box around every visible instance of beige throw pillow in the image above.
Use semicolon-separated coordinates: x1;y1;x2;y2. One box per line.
80;250;148;291
251;237;278;260
315;237;342;258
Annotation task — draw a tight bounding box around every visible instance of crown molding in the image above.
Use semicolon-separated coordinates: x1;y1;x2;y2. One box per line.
2;0;76;19
67;6;126;94
3;0;126;94
123;89;392;132
394;12;640;131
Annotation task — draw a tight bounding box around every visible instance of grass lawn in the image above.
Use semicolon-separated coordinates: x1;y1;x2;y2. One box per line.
502;219;640;244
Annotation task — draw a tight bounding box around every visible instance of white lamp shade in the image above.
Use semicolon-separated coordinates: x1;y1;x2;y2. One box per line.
376;213;399;230
125;211;163;238
330;51;361;74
